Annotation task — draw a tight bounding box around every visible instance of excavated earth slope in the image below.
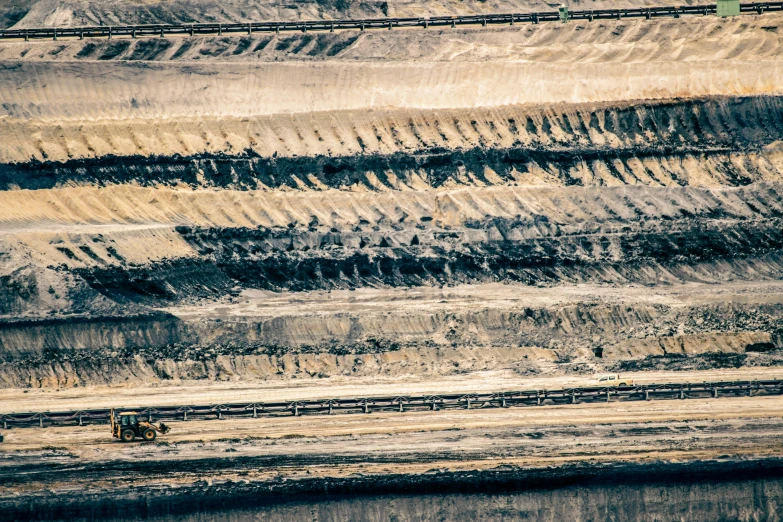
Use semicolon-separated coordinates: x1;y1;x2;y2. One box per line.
3;14;783;388
4;0;706;29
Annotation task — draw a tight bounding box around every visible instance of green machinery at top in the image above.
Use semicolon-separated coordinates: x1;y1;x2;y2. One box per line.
717;0;740;16
557;0;740;22
559;4;569;22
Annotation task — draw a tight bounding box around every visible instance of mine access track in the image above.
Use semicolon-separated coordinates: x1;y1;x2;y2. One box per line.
1;2;782;41
3;379;783;429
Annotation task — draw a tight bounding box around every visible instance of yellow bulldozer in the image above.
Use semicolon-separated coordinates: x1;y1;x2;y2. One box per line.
110;409;170;442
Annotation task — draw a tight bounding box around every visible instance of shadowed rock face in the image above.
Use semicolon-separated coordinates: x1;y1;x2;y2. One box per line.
93;479;783;522
6;459;783;521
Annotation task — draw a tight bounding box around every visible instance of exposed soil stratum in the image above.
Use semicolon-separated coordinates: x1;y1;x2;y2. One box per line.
4;3;783;519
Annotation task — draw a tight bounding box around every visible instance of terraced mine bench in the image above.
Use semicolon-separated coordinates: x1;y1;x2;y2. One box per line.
1;2;782;41
3;379;782;429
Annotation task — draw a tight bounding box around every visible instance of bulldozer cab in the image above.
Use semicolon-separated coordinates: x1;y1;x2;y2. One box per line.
119;413;138;426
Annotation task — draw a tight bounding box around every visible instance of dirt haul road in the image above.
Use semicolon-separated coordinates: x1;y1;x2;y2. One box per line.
3;394;783;519
3;366;783;414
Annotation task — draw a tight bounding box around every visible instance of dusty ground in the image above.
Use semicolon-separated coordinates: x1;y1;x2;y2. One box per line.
3;366;783;413
4;392;783;519
3;2;783;517
6;395;783;467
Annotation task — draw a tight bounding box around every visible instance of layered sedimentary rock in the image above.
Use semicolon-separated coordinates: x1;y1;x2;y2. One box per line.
3;12;783;386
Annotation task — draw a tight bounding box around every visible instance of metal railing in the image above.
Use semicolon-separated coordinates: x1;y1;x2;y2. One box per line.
2;379;781;429
1;3;781;41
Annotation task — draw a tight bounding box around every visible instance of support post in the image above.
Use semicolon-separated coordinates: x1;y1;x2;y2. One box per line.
78;414;83;427
646;11;651;19
132;29;136;38
536;392;541;406
108;27;111;39
389;21;393;30
452;20;456;28
218;24;222;36
160;27;164;38
361;23;366;31
644;390;649;401
606;390;611;402
252;406;257;418
501;397;506;408
330;24;334;32
247;24;252;35
422;20;427;29
148;413;153;423
2;419;6;430
712;388;718;398
217;411;222;420
533;14;539;24
679;389;685;400
466;398;471;410
183;411;188;421
430;400;436;411
398;402;403;412
570;393;576;404
328;403;333;415
363;402;369;414
39;416;43;428
293;404;299;416
24;32;29;41
53;28;57;41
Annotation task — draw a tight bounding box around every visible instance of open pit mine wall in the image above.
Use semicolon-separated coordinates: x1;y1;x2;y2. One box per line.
7;460;783;521
5;95;783;386
2;0;717;29
4;18;783;386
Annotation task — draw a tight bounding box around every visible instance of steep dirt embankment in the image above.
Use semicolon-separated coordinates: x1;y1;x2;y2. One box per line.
4;96;783;188
4;0;711;29
4;17;783;387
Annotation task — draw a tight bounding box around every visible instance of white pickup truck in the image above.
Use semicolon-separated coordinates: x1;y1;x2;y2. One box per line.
593;374;634;387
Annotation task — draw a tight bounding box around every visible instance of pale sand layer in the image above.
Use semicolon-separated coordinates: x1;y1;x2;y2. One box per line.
1;183;780;269
3;366;782;414
2;15;783;163
1;60;778;123
3;16;781;64
7;0;726;29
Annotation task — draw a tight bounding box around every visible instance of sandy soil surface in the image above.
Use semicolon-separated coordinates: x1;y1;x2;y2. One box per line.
3;0;722;29
4;366;783;413
186;280;783;318
3;16;783;165
4;2;783;516
3;394;783;506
